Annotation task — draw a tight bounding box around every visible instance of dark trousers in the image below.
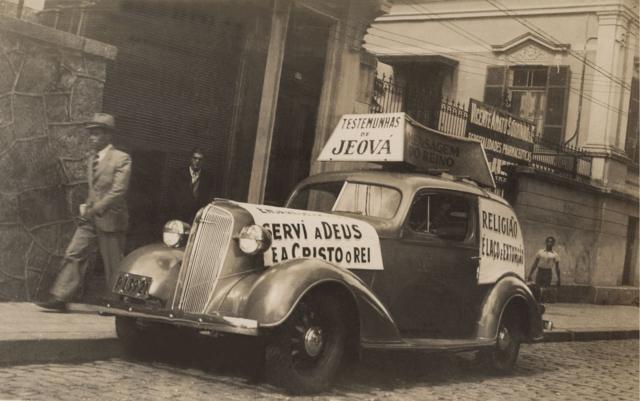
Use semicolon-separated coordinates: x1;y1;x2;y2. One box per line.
535;268;553;288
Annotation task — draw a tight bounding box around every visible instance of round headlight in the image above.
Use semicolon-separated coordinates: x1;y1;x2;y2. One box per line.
163;220;191;248
238;224;272;255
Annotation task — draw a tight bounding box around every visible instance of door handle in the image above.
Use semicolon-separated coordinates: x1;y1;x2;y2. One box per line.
470;256;481;261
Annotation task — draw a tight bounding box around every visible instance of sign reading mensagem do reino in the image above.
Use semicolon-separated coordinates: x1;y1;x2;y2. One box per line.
232;201;384;270
318;112;496;189
465;99;536;164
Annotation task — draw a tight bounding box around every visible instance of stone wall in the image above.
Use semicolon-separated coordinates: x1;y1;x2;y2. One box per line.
511;167;639;288
0;16;115;300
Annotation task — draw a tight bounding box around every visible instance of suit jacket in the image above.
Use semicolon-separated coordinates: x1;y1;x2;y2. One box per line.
168;167;214;223
87;147;132;232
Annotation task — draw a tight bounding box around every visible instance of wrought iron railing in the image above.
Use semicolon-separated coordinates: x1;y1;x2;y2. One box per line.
369;74;594;189
531;138;593;181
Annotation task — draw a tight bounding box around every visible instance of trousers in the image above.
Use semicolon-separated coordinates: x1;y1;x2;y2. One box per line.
50;221;125;302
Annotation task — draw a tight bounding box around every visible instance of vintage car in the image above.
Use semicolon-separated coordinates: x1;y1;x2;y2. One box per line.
106;113;544;394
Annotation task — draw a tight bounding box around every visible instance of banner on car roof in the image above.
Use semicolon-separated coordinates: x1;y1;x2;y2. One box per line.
232;202;384;270
318;112;495;189
477;198;525;284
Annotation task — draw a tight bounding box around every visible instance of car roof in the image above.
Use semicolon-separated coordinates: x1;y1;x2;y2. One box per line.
296;169;511;206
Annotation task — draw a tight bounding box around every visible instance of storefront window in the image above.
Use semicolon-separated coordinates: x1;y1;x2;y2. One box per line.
484;65;570;145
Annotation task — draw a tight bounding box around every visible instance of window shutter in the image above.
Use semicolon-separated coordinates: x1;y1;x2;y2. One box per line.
484;66;506;107
543;66;570;144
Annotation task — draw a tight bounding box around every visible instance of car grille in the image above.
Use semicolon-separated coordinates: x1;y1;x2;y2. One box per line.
172;205;233;314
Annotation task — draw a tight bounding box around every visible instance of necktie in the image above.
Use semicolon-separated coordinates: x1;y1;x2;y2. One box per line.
192;175;200;198
92;153;99;185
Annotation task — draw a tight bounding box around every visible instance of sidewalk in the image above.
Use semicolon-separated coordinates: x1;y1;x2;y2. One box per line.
0;302;120;365
0;302;637;365
542;303;639;342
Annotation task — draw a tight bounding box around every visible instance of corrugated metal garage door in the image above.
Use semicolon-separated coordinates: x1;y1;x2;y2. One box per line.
84;1;244;246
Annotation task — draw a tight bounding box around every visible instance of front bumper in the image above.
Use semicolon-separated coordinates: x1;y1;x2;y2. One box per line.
100;303;260;336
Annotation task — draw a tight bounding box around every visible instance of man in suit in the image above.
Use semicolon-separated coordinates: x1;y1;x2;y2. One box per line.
38;113;131;311
167;147;214;223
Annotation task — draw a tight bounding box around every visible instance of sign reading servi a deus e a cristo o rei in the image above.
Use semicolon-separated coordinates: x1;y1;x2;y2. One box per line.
318;112;496;189
466;99;536;164
232;201;384;270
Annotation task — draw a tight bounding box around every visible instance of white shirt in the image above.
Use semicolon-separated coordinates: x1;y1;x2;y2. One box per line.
535;249;560;270
189;166;201;184
96;144;113;163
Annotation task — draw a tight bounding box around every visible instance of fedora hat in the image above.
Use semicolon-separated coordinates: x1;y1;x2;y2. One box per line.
86;113;116;130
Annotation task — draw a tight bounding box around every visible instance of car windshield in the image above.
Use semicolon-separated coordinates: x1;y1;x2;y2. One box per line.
288;181;401;219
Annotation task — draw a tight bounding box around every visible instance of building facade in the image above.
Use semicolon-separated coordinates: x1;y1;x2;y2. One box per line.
366;0;639;293
0;0;390;300
39;0;390;247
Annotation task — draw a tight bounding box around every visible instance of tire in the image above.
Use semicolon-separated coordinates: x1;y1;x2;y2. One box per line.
484;312;523;373
265;292;348;394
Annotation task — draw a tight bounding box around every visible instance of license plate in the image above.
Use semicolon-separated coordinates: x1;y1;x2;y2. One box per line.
113;273;152;299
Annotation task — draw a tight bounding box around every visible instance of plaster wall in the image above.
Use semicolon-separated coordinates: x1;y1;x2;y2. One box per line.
366;0;639;155
310;1;388;176
0;16;114;300
513;169;638;287
367;10;601;147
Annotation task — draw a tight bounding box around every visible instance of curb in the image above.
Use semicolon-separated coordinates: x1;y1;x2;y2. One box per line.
1;330;637;366
543;328;639;343
0;338;123;366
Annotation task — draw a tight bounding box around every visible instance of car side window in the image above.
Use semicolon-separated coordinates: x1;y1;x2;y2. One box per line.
407;192;470;242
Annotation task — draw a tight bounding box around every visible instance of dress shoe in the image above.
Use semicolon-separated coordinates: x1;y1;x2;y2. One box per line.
36;300;68;312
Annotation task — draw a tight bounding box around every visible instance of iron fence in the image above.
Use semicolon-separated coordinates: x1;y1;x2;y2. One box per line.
370;74;594;190
531;138;593;181
437;99;468;138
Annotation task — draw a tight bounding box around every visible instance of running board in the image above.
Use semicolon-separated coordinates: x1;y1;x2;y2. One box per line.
362;337;495;352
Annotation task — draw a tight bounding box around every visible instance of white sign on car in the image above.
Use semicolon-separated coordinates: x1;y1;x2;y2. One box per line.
233;202;384;270
477;197;525;284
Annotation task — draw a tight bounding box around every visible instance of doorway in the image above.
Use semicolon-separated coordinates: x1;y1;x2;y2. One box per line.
264;6;332;206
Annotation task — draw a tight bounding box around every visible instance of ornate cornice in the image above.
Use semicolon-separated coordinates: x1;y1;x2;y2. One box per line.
492;32;571;54
376;1;638;25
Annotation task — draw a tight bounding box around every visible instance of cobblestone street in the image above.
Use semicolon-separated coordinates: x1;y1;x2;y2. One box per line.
0;339;637;401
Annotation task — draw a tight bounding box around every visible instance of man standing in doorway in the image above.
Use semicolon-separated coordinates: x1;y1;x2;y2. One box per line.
528;236;562;302
38;113;131;311
167;148;213;223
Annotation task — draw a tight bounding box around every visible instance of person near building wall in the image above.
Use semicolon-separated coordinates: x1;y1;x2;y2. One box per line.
528;236;562;301
166;147;214;224
37;113;132;311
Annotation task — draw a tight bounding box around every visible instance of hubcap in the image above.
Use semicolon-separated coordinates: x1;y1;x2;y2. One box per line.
497;325;511;351
303;326;324;357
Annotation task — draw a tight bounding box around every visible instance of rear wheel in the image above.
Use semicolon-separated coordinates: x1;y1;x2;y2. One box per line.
485;312;523;372
265;292;347;394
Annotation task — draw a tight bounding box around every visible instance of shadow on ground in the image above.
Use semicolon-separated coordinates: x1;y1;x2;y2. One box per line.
119;332;555;396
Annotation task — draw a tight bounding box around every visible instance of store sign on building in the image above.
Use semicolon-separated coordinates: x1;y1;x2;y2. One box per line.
465;99;536;164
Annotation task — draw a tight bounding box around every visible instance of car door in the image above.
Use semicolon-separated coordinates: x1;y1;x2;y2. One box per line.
376;189;480;339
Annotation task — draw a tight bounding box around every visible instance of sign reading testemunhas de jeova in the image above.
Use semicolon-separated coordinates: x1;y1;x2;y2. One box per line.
465;99;536;164
318;112;496;188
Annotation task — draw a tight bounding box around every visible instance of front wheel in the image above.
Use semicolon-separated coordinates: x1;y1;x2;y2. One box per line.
265;292;347;394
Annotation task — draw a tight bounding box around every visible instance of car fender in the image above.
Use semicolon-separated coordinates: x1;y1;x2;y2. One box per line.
117;243;184;302
219;258;402;343
477;274;543;341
